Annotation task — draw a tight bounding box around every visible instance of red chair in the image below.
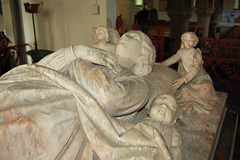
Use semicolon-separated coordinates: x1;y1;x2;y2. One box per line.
234;27;240;38
116;14;127;36
148;26;165;62
116;14;123;32
132;20;141;31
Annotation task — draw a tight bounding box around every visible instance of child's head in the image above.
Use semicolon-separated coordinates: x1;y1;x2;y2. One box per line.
180;32;199;49
149;94;179;124
96;26;110;42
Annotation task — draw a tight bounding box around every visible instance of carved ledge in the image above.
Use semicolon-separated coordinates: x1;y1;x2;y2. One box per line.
195;8;215;17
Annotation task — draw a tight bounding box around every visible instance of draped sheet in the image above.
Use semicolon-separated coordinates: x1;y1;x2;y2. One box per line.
0;64;173;160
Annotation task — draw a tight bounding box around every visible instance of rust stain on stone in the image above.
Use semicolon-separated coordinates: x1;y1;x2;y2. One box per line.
0;110;49;158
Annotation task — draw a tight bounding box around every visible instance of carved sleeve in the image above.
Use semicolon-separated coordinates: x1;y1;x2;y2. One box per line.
73;45;122;73
182;51;202;84
37;45;121;73
36;46;76;72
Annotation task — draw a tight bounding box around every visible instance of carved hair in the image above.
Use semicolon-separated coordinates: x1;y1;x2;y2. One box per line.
131;31;156;76
96;26;110;42
180;32;199;49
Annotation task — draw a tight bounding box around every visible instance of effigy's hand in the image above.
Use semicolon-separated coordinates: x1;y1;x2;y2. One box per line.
72;45;122;73
172;78;185;90
97;50;122;73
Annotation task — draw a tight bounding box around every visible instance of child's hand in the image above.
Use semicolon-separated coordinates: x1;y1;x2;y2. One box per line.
172;78;185;89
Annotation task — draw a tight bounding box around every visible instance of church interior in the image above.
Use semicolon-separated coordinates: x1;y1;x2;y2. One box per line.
0;0;240;159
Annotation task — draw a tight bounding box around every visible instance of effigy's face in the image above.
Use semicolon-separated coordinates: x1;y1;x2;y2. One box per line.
115;31;142;69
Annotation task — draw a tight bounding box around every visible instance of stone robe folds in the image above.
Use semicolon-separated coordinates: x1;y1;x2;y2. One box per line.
0;45;179;160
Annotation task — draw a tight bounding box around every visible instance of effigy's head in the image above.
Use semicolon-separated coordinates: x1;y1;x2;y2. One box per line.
115;30;156;76
96;26;110;41
149;94;179;125
181;32;199;49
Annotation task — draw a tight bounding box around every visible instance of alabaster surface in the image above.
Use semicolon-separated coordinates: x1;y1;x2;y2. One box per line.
175;93;227;160
0;31;183;160
0;30;225;160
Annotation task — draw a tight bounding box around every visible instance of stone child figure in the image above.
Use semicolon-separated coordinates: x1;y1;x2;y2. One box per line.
160;32;224;114
92;26;116;54
144;94;182;160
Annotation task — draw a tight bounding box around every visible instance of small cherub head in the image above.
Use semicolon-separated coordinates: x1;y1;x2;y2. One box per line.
96;26;110;42
149;94;179;125
180;32;199;49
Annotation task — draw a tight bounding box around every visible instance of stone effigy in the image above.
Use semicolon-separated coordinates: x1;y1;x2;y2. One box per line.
0;30;182;159
0;30;226;159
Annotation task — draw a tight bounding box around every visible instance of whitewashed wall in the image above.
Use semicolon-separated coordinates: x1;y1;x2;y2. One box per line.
107;0;117;28
20;0;107;53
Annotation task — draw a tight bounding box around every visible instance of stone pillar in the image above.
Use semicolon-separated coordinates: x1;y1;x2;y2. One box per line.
210;0;223;37
195;0;215;37
9;0;27;64
166;0;194;54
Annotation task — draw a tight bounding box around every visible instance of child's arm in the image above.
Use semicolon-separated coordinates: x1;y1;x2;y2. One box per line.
181;50;202;84
172;49;202;89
